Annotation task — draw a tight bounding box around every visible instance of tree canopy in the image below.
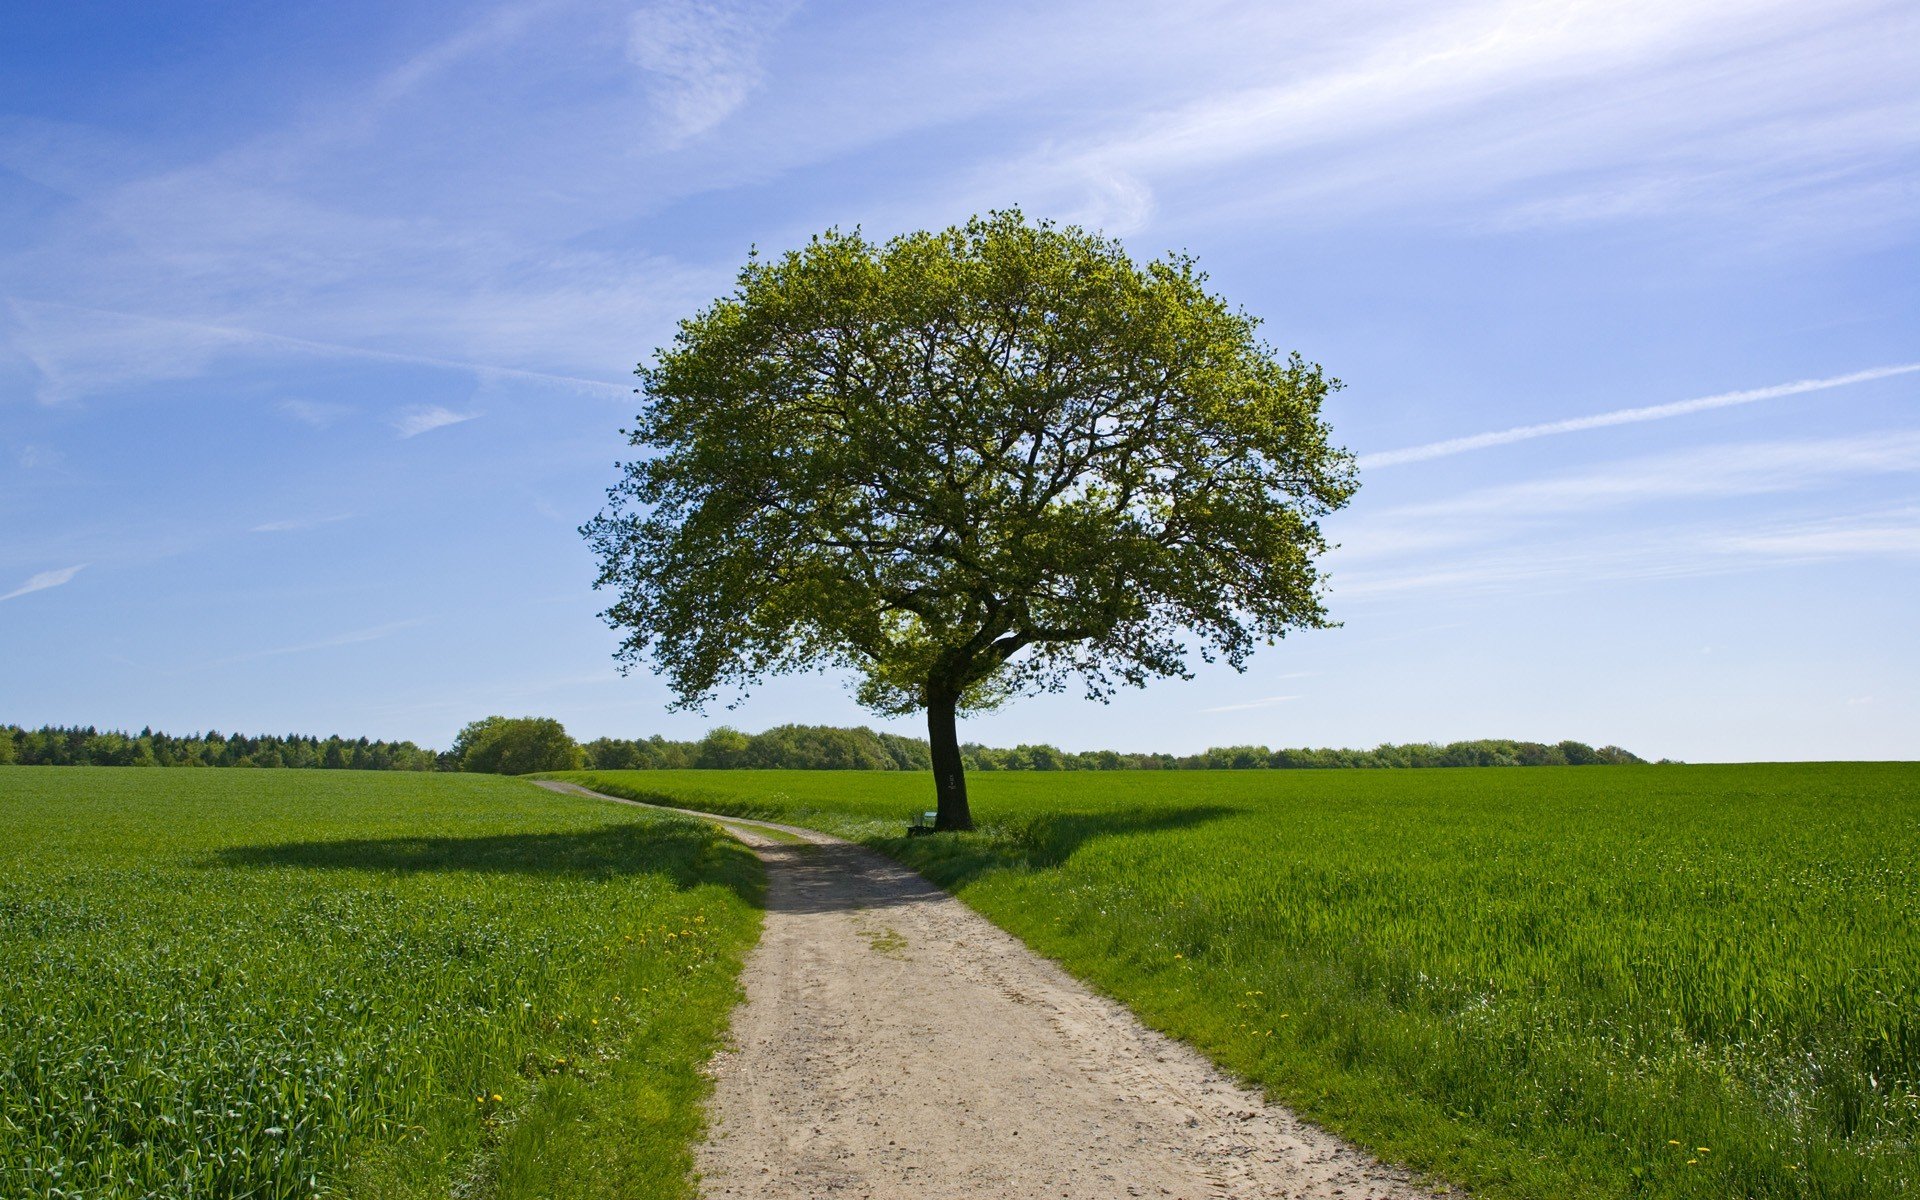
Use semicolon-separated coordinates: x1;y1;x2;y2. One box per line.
584;211;1356;827
0;722;1653;773
452;716;585;776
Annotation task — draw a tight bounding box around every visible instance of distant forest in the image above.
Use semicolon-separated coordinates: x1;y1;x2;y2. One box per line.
1;726;441;771
2;722;1650;772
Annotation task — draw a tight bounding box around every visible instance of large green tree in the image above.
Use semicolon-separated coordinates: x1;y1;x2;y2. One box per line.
585;211;1356;830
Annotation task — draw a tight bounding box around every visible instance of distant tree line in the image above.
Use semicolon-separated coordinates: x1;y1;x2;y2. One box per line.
582;725;934;771
0;725;440;770
1;721;1650;775
581;728;1647;772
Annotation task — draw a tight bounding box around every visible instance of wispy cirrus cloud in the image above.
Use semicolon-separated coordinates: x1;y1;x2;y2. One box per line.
207;618;427;667
1708;507;1920;559
1339;507;1920;600
392;405;480;439
1200;694;1302;714
5;298;633;405
277;398;354;429
629;0;801;145
1390;430;1920;519
1;564;86;602
250;513;356;534
1358;363;1920;469
1338;430;1920;564
965;0;1918;238
1331;431;1920;600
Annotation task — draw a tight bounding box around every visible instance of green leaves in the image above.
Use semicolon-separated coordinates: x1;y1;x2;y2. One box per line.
586;209;1355;715
453;717;587;775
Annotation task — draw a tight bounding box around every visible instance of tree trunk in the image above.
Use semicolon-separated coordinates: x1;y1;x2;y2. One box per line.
925;683;973;831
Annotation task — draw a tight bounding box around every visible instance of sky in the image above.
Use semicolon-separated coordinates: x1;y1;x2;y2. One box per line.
2;0;1916;762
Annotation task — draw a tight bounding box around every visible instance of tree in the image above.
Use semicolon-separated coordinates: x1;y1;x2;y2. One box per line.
453;716;585;775
584;211;1355;830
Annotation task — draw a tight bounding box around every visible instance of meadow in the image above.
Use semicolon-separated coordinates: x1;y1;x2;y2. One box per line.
0;767;761;1200
557;763;1920;1200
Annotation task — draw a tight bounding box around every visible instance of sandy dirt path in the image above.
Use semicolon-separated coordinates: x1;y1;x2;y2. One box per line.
538;781;1436;1200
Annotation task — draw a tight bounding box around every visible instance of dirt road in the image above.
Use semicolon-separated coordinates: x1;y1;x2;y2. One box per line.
538;781;1435;1200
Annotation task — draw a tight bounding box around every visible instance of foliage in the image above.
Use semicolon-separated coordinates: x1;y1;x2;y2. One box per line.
1;721;1647;774
584;210;1356;826
453;716;587;775
960;736;1646;770
558;764;1920;1200
583;724;933;771
575;727;1644;771
0;767;761;1199
0;724;439;770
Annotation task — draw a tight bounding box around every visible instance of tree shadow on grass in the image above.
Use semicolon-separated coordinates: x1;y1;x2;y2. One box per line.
210;820;763;905
868;804;1240;893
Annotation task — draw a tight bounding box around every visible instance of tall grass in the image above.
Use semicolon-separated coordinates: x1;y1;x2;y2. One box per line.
560;763;1920;1200
0;767;761;1199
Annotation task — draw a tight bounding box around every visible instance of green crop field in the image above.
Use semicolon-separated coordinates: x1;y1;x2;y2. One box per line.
557;764;1920;1200
0;767;761;1200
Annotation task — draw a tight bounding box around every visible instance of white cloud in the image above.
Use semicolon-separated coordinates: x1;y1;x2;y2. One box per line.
1200;694;1301;714
629;0;800;145
1709;508;1920;559
1401;431;1920;518
963;0;1918;236
277;399;353;428
1357;364;1920;469
209;619;428;667
5;298;635;406
392;405;480;438
1336;430;1920;566
1336;507;1920;600
2;0;1912;419
1330;430;1920;601
1;564;86;602
251;513;355;534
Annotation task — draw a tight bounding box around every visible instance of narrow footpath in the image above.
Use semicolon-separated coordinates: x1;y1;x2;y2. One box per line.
538;781;1436;1200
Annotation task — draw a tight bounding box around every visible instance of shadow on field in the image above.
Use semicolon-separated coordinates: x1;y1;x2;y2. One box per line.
877;805;1238;892
211;821;762;903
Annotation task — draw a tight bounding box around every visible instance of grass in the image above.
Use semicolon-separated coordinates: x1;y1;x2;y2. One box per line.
555;764;1920;1200
0;766;762;1200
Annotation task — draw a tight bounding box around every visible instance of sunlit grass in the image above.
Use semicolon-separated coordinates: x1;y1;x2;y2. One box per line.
559;763;1920;1200
0;767;761;1199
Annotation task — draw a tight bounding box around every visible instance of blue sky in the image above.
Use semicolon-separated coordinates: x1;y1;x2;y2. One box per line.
3;0;1916;761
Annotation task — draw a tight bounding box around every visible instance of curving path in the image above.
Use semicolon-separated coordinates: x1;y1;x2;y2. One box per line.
537;780;1436;1200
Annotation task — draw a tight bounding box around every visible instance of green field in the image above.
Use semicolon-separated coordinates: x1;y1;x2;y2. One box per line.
558;764;1920;1200
0;767;761;1200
